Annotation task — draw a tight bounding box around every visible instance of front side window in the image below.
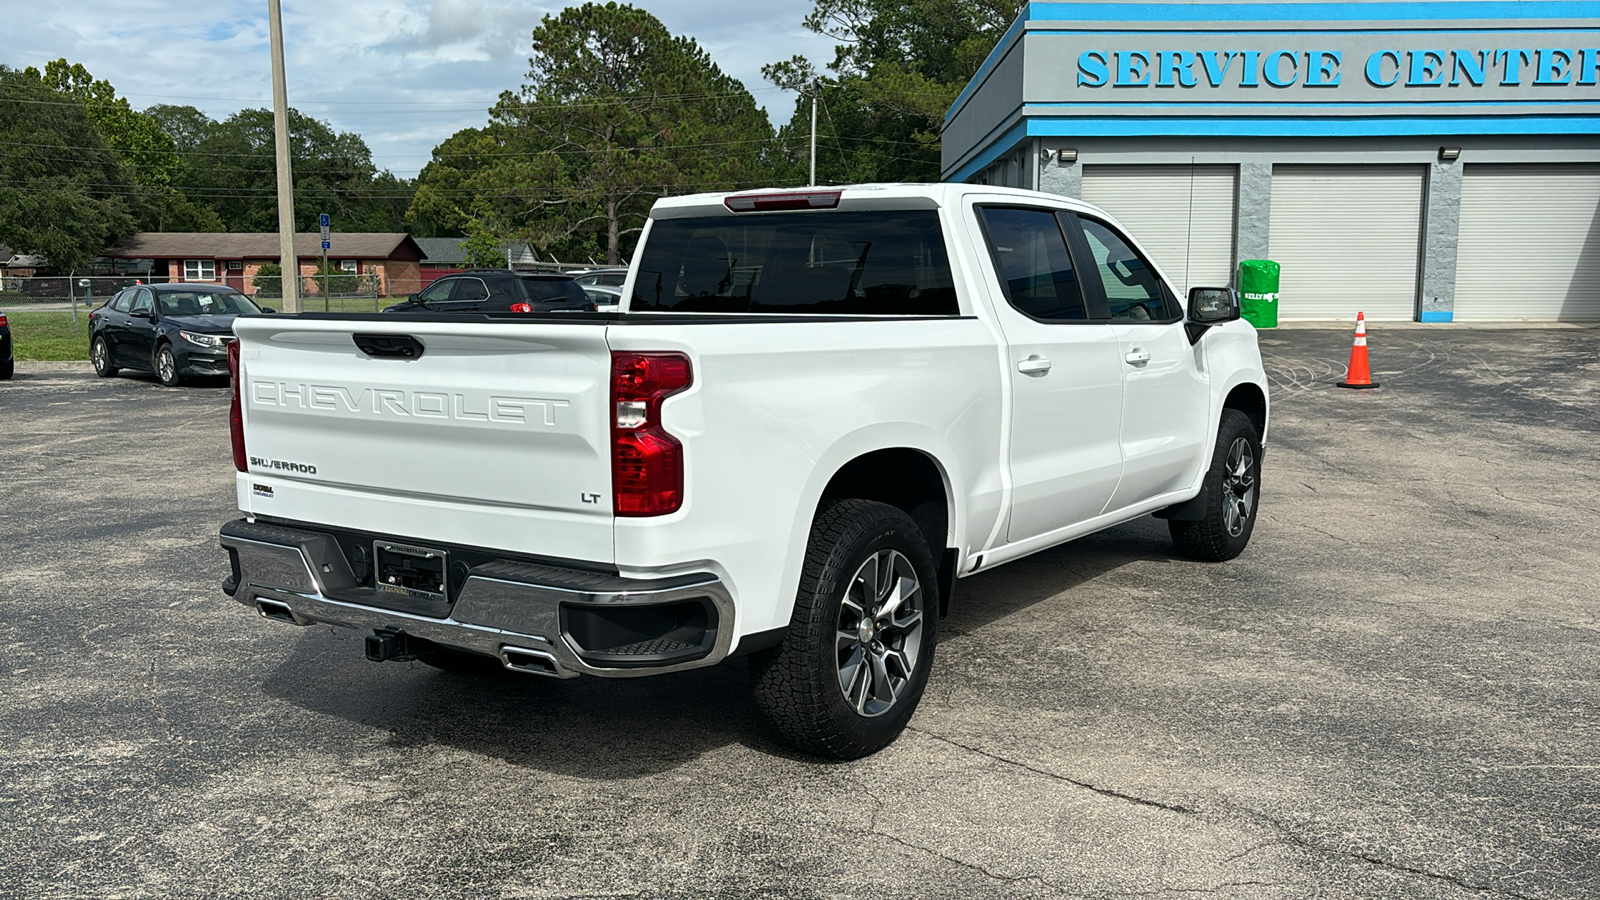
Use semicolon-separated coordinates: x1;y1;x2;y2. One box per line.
129;289;154;316
183;259;216;281
1077;219;1177;322
631;210;957;315
416;280;455;304
978;207;1087;321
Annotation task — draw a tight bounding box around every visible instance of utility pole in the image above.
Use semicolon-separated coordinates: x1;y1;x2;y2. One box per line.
808;80;818;188
268;0;300;312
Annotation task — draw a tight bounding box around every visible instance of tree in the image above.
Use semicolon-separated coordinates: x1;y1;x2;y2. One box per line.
765;0;1016;183
480;2;776;265
179;107;411;233
0;65;137;271
34;59;219;231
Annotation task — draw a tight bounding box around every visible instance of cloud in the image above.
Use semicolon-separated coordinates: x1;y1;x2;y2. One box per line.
5;0;841;177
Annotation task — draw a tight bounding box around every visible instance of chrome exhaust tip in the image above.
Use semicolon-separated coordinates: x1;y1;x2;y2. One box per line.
256;599;298;624
500;646;563;677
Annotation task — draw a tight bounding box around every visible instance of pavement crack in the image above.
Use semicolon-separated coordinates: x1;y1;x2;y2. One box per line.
1222;805;1545;900
907;727;1197;816
857;772;1071;895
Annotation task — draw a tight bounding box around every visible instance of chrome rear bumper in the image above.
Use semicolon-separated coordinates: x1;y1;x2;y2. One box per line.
219;519;736;678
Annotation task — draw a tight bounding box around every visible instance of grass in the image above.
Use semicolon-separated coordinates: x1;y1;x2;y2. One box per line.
6;309;92;361
4;297;395;362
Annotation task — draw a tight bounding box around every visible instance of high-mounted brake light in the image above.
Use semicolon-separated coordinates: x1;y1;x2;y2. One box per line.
611;352;692;516
723;190;841;212
227;340;247;472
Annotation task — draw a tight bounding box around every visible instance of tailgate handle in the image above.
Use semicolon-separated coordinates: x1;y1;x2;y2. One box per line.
353;334;425;359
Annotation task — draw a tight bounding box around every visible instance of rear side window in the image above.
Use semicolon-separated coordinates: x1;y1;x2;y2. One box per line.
979;207;1087;321
631;210;957;315
109;290;133;312
519;279;587;304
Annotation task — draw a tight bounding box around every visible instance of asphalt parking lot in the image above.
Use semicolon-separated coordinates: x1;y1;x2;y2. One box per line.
1;325;1597;899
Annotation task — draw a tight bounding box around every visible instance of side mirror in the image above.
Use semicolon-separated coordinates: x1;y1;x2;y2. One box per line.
1187;287;1240;325
261;307;277;314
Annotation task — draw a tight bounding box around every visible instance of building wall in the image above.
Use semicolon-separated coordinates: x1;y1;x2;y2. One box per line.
942;2;1600;322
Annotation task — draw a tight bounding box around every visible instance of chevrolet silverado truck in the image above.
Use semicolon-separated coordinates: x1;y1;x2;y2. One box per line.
219;184;1268;759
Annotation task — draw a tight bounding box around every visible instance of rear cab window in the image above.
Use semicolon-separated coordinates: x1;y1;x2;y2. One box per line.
631;210;958;315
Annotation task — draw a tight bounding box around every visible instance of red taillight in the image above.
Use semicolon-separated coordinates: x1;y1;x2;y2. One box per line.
0;314;8;328
228;340;247;472
611;352;692;516
723;190;841;212
509;302;533;313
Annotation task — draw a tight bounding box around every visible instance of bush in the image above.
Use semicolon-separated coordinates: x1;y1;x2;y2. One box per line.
252;263;282;297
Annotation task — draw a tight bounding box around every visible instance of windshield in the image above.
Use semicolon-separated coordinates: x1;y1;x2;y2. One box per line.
157;290;261;317
631;210;957;315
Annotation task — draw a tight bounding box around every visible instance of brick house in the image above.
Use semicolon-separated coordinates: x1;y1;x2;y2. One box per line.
98;233;427;297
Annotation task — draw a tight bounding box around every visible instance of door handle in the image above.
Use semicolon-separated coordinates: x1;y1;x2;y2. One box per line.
1017;356;1052;375
1124;349;1152;366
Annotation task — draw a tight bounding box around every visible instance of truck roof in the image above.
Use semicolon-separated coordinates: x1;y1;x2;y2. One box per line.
650;183;1104;219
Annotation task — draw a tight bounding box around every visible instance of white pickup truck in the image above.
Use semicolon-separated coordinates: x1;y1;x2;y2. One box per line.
220;183;1268;758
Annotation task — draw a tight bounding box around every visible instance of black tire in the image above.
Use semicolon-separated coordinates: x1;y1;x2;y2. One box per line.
0;356;12;380
91;337;117;377
750;499;939;759
1169;408;1261;562
154;342;182;387
415;643;508;677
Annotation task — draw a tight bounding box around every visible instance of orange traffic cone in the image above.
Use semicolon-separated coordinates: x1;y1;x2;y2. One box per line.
1336;312;1380;389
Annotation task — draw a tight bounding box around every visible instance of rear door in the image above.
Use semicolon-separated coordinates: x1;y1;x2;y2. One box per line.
971;203;1126;543
233;316;618;563
1067;214;1211;511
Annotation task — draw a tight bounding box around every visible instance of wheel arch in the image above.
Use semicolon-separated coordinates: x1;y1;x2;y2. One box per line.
1223;381;1268;443
815;446;959;618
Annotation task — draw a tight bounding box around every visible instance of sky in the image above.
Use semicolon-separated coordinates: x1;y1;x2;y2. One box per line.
4;0;841;179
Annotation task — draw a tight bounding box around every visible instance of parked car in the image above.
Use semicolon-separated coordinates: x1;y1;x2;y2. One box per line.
221;183;1268;759
0;310;13;380
582;284;623;312
383;270;593;314
89;283;266;386
573;267;628;289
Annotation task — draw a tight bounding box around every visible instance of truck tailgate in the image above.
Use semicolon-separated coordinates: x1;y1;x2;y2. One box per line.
232;316;615;564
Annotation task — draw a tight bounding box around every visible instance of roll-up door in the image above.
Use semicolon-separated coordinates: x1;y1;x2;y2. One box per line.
1455;164;1600;322
1268;165;1423;321
1081;165;1236;294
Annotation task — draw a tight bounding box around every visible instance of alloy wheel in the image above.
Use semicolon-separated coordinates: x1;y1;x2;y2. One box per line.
835;548;924;718
157;347;176;384
1221;437;1257;537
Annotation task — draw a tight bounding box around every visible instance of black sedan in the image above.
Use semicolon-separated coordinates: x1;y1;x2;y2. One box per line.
89;283;266;386
0;309;13;380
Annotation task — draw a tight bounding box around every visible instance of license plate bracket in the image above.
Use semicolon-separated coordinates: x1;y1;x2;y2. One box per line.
373;541;449;604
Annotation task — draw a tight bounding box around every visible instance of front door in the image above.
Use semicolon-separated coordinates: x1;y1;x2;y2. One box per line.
1068;215;1211;512
122;288;158;368
970;203;1126;544
225;260;245;291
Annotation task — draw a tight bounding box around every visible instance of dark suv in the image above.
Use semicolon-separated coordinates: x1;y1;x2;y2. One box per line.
0;309;13;380
384;270;593;314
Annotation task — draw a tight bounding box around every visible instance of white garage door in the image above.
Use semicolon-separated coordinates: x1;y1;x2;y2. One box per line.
1081;165;1236;293
1269;165;1423;321
1455;164;1600;322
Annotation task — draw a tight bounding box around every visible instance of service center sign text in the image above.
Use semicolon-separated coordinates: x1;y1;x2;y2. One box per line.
1030;30;1600;104
1077;47;1600;89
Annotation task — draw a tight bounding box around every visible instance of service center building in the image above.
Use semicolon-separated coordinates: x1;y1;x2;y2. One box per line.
942;1;1600;321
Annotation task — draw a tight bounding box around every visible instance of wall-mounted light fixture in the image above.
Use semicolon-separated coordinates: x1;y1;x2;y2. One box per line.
1057;148;1079;164
1438;147;1461;161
